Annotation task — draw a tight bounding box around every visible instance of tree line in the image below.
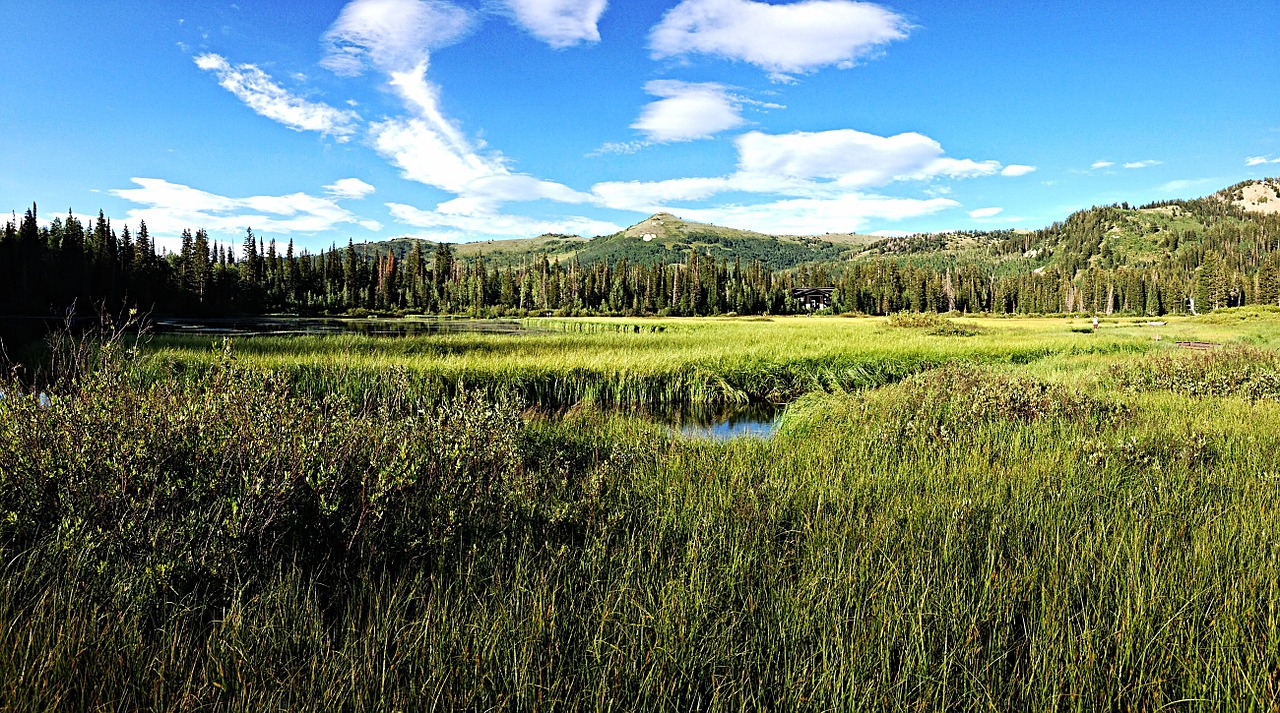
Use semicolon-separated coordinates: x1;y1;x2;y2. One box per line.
3;198;1280;319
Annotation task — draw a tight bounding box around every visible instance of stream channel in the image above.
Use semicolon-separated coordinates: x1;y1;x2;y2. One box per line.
149;317;784;440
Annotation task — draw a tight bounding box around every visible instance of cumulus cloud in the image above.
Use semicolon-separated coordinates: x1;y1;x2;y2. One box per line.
1001;164;1036;177
321;0;475;75
1124;160;1161;169
734;129;999;186
589;127;1001;232
1091;161;1115;169
649;0;910;78
631;80;746;143
968;207;1003;219
387;201;619;240
497;0;607;48
194;54;361;141
110;178;382;242
324;178;377;199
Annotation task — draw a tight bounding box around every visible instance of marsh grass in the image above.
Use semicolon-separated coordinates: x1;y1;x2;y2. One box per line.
137;316;1162;409
2;317;1280;709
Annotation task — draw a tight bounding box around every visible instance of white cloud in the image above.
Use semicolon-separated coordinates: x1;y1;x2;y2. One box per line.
591;128;1005;216
1091;161;1115;169
371;63;593;215
497;0;607;48
1001;164;1036;177
631;80;746;143
1156;178;1217;194
673;193;957;235
109;178;383;243
387;201;619;240
1124;160;1162;169
324;178;377;199
968;207;1003;219
194;54;361;141
649;0;910;78
371;116;502;193
1246;155;1280;166
591;176;734;213
734;129;999;186
589;140;650;156
321;0;475;75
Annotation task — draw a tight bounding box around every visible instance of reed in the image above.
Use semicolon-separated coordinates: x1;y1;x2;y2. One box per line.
2;314;1280;709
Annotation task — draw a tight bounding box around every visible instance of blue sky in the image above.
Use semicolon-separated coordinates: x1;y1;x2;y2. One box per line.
2;0;1279;253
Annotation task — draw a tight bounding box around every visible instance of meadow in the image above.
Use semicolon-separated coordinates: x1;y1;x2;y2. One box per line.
2;310;1280;710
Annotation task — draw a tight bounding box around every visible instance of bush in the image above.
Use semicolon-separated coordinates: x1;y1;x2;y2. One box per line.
0;337;562;607
1112;345;1280;401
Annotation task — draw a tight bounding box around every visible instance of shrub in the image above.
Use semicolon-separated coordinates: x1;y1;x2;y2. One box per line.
1112;345;1280;401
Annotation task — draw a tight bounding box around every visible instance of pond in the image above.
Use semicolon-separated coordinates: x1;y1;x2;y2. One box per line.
530;401;784;440
653;401;784;441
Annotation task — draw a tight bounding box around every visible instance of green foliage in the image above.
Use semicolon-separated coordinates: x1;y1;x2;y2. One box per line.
0;338;548;606
2;321;1280;708
1113;345;1280;401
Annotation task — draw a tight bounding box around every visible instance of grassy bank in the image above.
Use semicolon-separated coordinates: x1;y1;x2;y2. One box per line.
2;314;1280;709
129;314;1263;408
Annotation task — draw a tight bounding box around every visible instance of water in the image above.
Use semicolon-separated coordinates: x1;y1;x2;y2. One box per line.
659;402;783;440
149;316;541;337
532;401;784;440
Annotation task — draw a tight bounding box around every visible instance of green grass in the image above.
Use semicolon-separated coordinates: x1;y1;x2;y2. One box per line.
3;314;1280;709
129;314;1256;408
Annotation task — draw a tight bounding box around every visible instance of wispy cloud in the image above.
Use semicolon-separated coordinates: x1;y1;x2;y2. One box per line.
1246;155;1280;166
387;201;619;240
669;194;957;235
110;178;383;243
324;178;377;199
496;0;608;48
321;0;475;76
968;207;1003;219
194;54;361;141
1124;159;1161;169
370;63;593;216
1000;164;1036;177
1091;160;1115;169
1156;178;1218;194
649;0;910;80
315;0;604;241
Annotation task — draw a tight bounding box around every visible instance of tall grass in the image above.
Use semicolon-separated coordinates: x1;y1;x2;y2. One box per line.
2;317;1280;708
136;316;1173;408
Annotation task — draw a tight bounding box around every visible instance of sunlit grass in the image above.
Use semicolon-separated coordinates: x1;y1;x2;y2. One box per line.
3;312;1280;708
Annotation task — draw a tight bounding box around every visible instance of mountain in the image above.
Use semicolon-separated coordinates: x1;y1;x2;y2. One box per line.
352;180;1280;284
355;213;878;271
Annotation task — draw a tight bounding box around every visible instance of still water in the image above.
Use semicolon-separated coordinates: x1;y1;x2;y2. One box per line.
651;401;783;441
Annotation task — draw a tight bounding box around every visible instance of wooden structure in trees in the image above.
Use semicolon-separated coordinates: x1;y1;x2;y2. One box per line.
792;287;834;311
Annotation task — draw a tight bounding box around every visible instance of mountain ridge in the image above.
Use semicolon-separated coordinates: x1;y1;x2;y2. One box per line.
354;178;1280;278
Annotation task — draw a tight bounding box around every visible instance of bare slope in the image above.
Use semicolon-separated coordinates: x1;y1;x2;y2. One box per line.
1216;178;1280;215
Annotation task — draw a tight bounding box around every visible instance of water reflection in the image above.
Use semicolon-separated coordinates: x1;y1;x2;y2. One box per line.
649;401;782;440
529;401;783;440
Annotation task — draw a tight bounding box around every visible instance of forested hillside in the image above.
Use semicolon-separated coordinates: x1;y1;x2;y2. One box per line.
2;180;1279;318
